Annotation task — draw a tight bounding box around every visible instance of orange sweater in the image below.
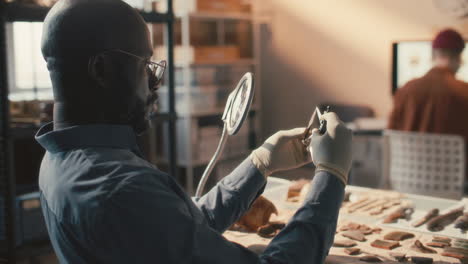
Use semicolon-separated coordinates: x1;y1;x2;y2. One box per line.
388;67;468;178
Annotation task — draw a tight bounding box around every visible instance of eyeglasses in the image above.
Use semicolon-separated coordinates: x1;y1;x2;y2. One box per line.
98;49;167;91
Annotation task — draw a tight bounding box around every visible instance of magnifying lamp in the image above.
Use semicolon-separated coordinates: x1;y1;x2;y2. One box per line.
195;72;255;197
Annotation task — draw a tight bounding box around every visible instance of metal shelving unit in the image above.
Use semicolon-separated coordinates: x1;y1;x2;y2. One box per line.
0;1;177;262
154;1;261;194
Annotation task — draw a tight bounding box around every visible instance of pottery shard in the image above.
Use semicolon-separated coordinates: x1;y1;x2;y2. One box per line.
287;179;310;199
371;239;400;250
359;225;373;235
441;247;468;260
426;207;464;232
339;222;373;234
235;196;278;232
426;242;449;248
344;247;361;255
432;236;451;244
389;252;406;262
339;222;361;231
333;239;357;248
411;240;437;254
359;255;382;262
411;256;433;264
412;208;439;227
342;230;366;242
372;227;382;234
383;231;415;241
383;206;414;224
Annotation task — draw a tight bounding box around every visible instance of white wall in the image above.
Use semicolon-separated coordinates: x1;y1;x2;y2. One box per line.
257;0;468;138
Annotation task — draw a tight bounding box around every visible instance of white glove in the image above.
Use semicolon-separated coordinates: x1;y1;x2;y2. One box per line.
251;128;312;177
308;112;353;185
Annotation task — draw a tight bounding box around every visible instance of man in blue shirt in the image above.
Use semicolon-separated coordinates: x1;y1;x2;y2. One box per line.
37;0;353;263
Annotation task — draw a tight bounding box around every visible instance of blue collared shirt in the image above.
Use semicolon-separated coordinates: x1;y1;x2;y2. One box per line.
36;123;344;264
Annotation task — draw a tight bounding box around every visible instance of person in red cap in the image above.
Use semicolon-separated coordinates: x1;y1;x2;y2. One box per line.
388;28;468;182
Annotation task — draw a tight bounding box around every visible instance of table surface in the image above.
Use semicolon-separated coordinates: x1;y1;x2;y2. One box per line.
223;181;466;264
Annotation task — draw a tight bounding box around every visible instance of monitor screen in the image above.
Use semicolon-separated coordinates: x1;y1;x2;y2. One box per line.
392;41;468;93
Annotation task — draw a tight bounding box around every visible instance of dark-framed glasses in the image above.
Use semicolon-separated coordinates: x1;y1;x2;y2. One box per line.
97;49;167;91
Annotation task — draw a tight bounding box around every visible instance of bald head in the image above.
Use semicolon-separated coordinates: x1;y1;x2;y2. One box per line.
42;0;156;134
42;0;151;65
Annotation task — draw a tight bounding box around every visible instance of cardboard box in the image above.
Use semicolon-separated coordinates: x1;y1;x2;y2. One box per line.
197;0;244;13
193;46;240;64
155;45;241;64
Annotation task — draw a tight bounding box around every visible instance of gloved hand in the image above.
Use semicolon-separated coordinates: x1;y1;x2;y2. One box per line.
308;112;353;185
251;128;312;177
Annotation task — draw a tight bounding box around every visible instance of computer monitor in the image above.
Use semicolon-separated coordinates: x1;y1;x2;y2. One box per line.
392;41;468;94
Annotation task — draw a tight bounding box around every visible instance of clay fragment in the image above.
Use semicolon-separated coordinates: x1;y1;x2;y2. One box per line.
432;236;451;244
332;239;357;248
372;227;382;234
370;200;401;216
339;225;349;232
359;255;382;262
411;256;433;264
426;207;464;232
371;239;400;250
348;197;373;213
359;199;388;212
287;179;310;200
383;206;414;224
359;225;373;235
412;209;439;227
339;222;374;235
235;196;278;232
347;222;361;230
257;221;285;238
426;242;449;248
341;230;366;242
389;252;406;262
348;199;379;214
383;231;415;241
454;213;468;231
441;251;465;260
339;222;373;234
411;240;437;254
344;247;361;255
441;247;468;260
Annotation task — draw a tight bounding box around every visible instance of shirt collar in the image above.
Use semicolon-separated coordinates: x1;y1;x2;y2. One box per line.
35;122;141;154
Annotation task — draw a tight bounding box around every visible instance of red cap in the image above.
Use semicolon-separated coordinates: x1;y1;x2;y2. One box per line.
432;29;465;52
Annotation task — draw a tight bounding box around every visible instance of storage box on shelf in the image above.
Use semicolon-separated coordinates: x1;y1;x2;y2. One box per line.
155;45;242;64
193;46;240;63
156;0;252;14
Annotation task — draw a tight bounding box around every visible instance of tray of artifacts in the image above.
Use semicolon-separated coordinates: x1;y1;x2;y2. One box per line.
224;178;468;263
379;198;468;240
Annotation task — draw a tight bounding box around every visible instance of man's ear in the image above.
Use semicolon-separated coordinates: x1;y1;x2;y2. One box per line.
88;54;106;86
